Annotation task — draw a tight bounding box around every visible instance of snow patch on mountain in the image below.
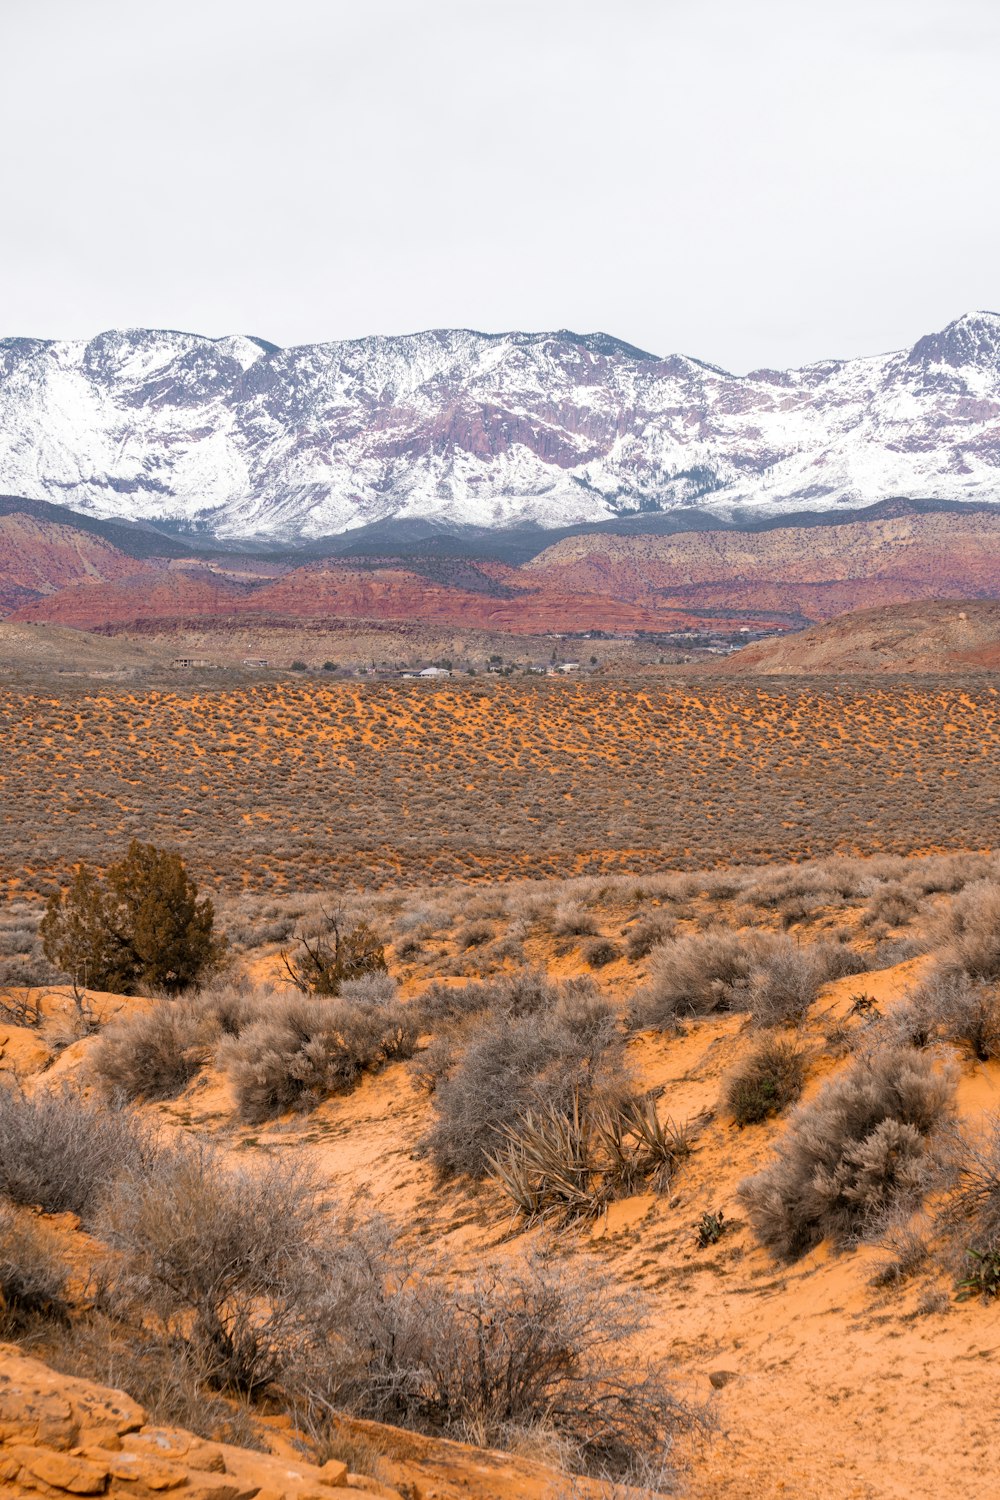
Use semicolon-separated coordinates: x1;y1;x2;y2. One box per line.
0;315;998;539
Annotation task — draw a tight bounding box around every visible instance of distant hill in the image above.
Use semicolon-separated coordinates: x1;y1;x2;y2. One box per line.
0;620;164;674
523;508;1000;622
0;511;155;614
721;599;1000;673
6;501;1000;643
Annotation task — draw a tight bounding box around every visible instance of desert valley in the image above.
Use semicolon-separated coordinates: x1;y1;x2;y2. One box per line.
4;455;1000;1500
4;6;1000;1486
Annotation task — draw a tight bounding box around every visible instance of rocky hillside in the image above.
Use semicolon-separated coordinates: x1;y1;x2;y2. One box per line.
0;513;149;615
6;505;1000;639
718;598;1000;674
4;852;1000;1499
524;508;1000;622
2;313;1000;540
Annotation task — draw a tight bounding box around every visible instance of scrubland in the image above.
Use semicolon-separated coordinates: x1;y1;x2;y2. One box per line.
1;674;999;895
4;668;1000;1498
5;846;1000;1497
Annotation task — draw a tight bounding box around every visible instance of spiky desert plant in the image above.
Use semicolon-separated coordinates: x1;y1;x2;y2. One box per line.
488;1093;596;1221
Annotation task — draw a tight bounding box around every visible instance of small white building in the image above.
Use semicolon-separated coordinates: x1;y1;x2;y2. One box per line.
418;666;452;678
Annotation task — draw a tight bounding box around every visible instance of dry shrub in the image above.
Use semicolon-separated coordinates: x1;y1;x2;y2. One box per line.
623;912;676;961
939;880;1000;980
630;929;758;1026
748;936;866;1028
0;988;43;1028
281;912;388;997
455;921;494;951
871;936;924;969
220;992;417;1123
93;1000;217;1101
0;1199;66;1330
415;968;567;1030
583;936;620;969
744;940;834;1029
552;905;598;938
413;1260;691;1477
424;986;623;1178
98;1145;325;1395
632;929;862;1029
938;1116;1000;1287
725;1037;807;1126
869;1211;931;1289
861;881;922;929
289;1228;695;1482
0;1086;154;1225
486;934;528;967
739;1047;956;1260
92;981;287;1102
337;972;399;1005
885;967;1000;1061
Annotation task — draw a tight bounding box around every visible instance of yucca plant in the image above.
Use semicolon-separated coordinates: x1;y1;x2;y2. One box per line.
487;1092;597;1221
489;1088;692;1221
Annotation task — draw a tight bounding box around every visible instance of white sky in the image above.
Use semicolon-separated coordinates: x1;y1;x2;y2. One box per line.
1;0;998;371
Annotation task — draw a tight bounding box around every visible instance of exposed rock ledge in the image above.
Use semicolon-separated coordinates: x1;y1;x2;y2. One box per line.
0;1346;640;1500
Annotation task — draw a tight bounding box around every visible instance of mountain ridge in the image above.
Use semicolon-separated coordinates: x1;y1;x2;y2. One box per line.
2;312;1000;540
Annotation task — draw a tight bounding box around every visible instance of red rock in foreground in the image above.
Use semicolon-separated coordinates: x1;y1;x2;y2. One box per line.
0;1346;644;1500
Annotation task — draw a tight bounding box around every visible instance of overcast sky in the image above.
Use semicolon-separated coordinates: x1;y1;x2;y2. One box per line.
2;0;998;371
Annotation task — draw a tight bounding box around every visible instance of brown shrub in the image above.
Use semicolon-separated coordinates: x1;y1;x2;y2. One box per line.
455;921;494;951
552;905;598;938
583;936;620;969
725;1037;807;1126
629;929;757;1026
939;880;1000;981
415;968;566;1030
746;937;865;1028
220;992;417;1123
424;985;623;1179
0;1086;155;1225
623;912;677;961
98;1145;324;1395
885;967;1000;1061
93;1000;217;1101
939;1116;1000;1255
739;1047;956;1260
281;912;388;997
287;1226;696;1482
0;1199;67;1330
632;929;862;1030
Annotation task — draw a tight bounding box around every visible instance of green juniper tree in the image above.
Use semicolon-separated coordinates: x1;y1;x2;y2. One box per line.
41;841;224;994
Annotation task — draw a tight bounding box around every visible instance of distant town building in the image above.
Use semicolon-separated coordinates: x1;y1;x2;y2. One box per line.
242;658;269;668
418;666;452;678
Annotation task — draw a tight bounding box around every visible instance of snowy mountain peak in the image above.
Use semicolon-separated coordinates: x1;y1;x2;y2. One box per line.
0;314;998;540
906;310;1000;370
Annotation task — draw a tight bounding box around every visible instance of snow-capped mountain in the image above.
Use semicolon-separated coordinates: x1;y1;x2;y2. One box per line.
1;313;999;540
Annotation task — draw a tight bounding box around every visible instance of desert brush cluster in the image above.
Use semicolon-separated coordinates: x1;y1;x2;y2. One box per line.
4;835;1000;1497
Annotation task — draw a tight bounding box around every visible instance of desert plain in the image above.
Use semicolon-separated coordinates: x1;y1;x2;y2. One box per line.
3;629;1000;1500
